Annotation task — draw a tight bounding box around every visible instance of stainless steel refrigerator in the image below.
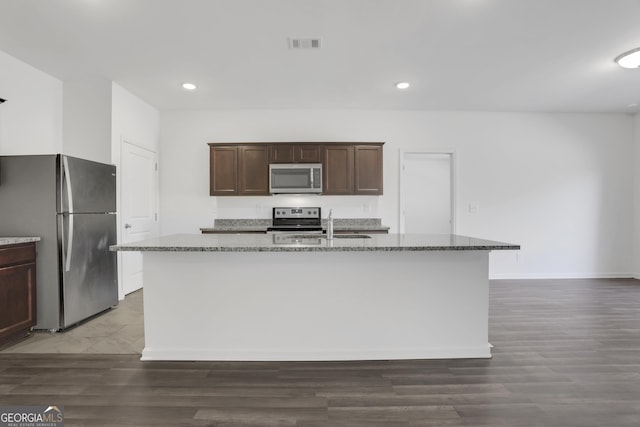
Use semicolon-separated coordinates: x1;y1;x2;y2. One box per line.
0;154;118;331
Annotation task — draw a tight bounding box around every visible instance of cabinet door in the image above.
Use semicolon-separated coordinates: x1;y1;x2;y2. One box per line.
354;145;383;195
295;145;321;163
210;146;238;195
269;145;295;163
239;145;269;195
323;145;354;195
0;262;36;345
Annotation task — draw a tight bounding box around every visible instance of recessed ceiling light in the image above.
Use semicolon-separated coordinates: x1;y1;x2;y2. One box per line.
182;82;197;90
395;82;410;89
615;48;640;69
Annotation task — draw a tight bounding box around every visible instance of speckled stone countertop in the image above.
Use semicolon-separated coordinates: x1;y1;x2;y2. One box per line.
200;218;390;233
111;233;519;253
201;219;271;232
0;237;41;247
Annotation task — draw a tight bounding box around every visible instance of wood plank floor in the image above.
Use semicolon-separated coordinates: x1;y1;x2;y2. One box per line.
0;278;639;426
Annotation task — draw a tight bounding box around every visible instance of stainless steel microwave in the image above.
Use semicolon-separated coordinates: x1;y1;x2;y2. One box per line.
269;163;322;194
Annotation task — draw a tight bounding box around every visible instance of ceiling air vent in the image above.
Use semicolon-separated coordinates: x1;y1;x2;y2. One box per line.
288;37;322;49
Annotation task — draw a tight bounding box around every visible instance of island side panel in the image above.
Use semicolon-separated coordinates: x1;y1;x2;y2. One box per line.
141;250;490;361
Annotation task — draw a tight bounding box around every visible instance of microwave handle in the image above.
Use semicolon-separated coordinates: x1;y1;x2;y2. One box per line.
310;168;314;188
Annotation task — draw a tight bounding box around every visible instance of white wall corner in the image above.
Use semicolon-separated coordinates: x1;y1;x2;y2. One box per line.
0;48;63;155
62;76;113;163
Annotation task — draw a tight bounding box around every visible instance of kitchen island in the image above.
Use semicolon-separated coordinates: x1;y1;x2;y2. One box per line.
112;233;519;361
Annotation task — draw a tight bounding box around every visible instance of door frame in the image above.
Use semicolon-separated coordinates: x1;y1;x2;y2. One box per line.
117;137;159;299
399;150;457;234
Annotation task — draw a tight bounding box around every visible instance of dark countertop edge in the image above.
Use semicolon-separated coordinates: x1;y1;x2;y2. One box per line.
111;245;520;252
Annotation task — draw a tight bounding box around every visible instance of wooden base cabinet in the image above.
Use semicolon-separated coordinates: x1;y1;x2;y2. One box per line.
0;242;36;347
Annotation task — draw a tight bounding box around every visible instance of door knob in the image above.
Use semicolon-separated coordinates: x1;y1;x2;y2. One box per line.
124;223;132;229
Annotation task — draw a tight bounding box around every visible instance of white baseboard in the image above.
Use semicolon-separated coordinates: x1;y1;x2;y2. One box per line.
141;345;493;362
489;272;637;280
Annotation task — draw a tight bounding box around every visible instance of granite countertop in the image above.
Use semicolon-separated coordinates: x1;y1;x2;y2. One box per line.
202;219;271;232
111;233;519;253
0;237;41;247
200;218;390;233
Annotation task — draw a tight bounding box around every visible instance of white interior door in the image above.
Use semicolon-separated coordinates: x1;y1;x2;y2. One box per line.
121;141;158;295
401;152;454;234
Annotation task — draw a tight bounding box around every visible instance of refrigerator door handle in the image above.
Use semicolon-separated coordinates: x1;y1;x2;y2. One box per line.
65;214;74;272
62;157;74;272
62;156;74;213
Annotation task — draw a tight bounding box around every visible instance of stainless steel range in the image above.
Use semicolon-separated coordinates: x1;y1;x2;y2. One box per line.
267;207;322;233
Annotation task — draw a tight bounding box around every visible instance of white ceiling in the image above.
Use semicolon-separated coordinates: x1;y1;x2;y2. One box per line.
0;0;639;113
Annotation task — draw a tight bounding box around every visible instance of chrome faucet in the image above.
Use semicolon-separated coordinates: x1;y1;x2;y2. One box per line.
326;209;334;240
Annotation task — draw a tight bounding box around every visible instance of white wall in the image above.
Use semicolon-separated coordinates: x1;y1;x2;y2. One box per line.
111;83;160;155
63;77;113;163
111;82;160;222
111;82;160;299
0;49;63;155
634;113;640;279
0;49;113;163
160;109;635;279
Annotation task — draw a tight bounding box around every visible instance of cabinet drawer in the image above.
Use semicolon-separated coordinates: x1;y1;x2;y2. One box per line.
0;243;36;268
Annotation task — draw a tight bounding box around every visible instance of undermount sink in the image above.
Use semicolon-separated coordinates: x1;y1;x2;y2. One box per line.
333;234;371;239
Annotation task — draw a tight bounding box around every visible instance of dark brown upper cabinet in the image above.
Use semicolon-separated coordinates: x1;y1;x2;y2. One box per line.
209;146;238;195
238;145;269;195
209;142;383;196
269;144;321;163
354;144;384;195
322;145;354;195
322;143;383;195
209;144;269;196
